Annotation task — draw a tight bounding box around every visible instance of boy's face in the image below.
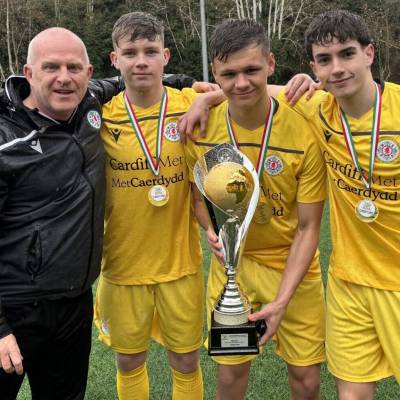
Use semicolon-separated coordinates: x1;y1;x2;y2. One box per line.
310;38;374;100
111;35;170;92
212;44;275;111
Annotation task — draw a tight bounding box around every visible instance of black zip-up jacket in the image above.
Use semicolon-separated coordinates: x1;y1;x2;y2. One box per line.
0;76;125;338
0;74;195;339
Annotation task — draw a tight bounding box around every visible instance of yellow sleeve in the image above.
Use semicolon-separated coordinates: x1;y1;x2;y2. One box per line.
296;122;327;203
184;140;199;183
181;87;200;107
276;90;325;121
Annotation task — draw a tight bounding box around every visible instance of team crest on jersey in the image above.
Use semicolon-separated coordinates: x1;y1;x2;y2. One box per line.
376;140;399;162
264;155;284;176
164;122;180;142
87;110;102;129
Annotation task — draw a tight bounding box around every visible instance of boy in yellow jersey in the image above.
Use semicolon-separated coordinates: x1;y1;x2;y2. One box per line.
94;12;222;400
272;9;400;400
185;19;326;400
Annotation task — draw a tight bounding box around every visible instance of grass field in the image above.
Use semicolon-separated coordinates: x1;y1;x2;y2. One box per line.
17;205;399;399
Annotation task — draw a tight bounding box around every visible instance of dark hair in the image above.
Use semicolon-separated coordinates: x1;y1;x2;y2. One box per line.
112;12;164;49
305;10;372;59
209;18;270;62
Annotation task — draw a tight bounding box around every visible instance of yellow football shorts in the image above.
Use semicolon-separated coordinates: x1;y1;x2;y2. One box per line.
326;270;400;383
207;255;326;366
94;270;204;354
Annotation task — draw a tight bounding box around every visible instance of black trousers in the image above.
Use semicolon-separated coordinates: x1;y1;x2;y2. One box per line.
0;290;93;400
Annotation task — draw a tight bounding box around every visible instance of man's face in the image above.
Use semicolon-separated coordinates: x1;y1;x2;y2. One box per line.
111;35;170;92
212;44;274;111
310;38;374;100
24;37;93;121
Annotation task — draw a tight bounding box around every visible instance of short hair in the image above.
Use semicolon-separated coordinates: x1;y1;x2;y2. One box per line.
209;19;270;62
305;10;372;59
112;12;164;49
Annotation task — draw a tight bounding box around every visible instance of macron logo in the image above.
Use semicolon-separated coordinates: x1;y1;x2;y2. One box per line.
110;128;121;143
323;130;332;143
30;139;43;154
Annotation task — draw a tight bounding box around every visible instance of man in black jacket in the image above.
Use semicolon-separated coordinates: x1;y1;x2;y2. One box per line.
0;21;209;399
0;27;120;400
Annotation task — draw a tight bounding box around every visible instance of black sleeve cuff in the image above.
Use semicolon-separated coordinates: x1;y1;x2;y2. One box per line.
162;74;196;90
0;304;13;339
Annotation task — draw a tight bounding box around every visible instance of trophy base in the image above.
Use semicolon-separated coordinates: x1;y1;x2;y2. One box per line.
208;311;259;356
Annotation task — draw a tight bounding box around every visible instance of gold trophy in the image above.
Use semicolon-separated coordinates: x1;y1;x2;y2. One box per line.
194;144;264;355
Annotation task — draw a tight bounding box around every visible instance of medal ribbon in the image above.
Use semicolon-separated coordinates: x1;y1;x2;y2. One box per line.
124;90;168;176
340;82;382;189
225;96;275;177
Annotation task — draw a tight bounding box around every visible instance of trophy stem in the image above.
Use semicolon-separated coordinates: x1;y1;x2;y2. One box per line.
213;264;251;326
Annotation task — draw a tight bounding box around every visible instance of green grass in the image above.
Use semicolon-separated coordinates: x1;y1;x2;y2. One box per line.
17;204;399;399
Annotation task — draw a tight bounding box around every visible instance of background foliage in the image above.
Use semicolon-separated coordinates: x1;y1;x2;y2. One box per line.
1;0;400;83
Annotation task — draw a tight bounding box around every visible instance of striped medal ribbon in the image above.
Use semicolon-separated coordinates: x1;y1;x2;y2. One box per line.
225;96;275;177
225;96;275;224
340;81;382;222
124;90;170;206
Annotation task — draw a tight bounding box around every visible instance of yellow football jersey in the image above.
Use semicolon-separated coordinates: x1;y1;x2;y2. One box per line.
185;99;326;279
101;87;202;285
278;82;400;290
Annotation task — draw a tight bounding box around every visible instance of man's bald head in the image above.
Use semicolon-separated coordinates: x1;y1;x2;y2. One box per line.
23;27;93;121
27;27;90;65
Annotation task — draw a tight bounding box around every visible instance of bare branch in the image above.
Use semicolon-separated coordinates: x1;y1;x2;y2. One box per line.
268;0;272;39
288;0;304;38
6;0;14;74
278;0;285;39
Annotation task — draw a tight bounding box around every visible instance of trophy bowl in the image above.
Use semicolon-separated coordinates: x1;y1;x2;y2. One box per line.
203;162;254;217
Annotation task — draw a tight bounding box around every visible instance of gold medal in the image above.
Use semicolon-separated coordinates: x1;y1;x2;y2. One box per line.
148;185;169;207
355;199;378;223
253;202;272;224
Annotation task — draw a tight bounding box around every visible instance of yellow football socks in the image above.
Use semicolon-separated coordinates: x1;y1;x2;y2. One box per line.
171;367;204;400
117;363;149;400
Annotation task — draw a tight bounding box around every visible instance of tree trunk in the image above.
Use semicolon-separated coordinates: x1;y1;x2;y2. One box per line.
6;0;14;74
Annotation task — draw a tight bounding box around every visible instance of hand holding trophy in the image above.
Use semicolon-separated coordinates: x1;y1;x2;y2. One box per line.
194;143;266;355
